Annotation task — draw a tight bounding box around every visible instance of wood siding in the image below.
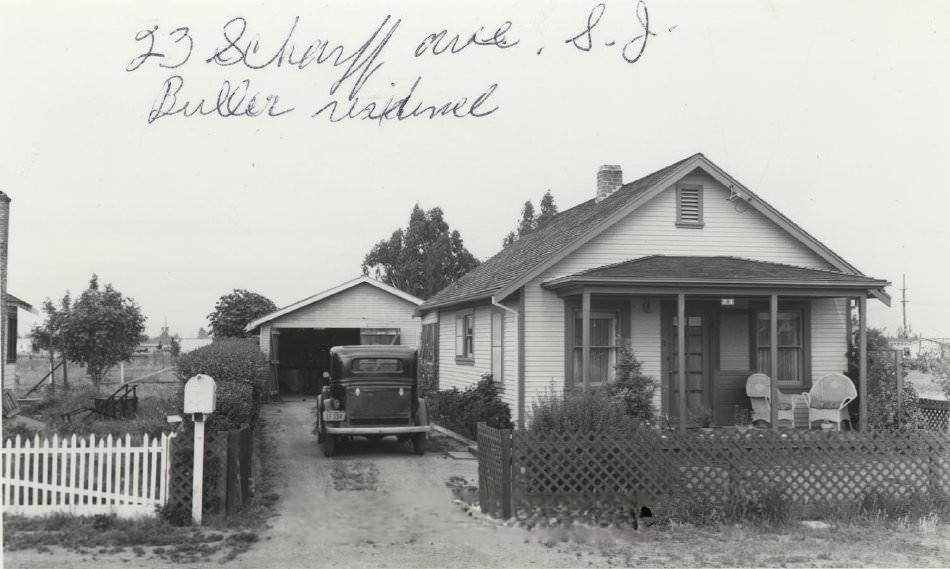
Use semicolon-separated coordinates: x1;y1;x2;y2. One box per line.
628;298;662;412
810;298;849;378
522;173;842;418
437;305;492;391
258;283;420;358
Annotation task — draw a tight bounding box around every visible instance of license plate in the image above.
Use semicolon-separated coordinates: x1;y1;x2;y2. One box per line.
323;410;346;422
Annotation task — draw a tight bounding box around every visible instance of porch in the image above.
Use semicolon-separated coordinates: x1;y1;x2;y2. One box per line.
542;256;891;432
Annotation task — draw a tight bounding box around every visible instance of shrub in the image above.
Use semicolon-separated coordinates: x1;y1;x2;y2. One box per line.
428;378;512;440
175;338;269;388
605;338;658;425
849;347;927;430
208;381;258;431
529;387;640;435
175;338;267;431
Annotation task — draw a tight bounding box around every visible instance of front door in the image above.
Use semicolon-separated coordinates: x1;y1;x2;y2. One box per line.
664;306;713;425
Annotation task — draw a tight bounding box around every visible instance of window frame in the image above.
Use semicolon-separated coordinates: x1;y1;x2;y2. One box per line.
491;310;504;383
675;183;705;228
455;309;475;365
564;299;630;389
753;307;810;388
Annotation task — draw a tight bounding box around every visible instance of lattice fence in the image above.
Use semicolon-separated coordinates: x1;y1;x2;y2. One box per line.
477;423;510;518
478;426;950;519
920;399;950;433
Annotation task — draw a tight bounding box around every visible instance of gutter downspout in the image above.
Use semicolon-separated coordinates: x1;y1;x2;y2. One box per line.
491;296;521;428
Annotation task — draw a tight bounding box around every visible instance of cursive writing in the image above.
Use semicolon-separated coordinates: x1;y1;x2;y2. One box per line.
414;22;519;57
312;76;498;123
147;75;294;123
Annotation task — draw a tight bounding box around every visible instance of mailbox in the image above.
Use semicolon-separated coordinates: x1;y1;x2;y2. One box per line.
184;374;217;414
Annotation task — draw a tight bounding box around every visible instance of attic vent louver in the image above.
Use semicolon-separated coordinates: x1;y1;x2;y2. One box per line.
676;184;704;227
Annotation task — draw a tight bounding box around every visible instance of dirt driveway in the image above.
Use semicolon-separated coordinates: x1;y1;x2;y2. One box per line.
5;400;601;569
231;399;593;568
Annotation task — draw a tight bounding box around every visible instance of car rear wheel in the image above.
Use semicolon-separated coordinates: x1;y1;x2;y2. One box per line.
323;434;337;457
412;433;426;455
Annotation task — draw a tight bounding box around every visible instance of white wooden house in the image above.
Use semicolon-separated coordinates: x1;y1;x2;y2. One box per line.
245;276;423;396
416;154;890;429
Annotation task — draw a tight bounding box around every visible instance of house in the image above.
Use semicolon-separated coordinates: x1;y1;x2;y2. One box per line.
0;191;37;388
245;276;423;397
889;336;950;360
416;154;890;430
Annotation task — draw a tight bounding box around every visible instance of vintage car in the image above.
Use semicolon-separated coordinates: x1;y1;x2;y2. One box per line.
315;345;430;457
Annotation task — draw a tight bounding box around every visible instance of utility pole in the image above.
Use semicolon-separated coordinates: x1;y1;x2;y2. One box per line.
900;274;909;338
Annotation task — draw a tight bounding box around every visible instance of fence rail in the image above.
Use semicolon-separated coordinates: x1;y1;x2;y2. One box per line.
478;423;950;519
1;433;173;518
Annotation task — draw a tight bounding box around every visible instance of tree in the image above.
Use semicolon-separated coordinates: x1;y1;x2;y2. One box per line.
58;275;147;388
502;190;558;247
362;204;480;300
196;327;209;339
207;289;278;339
30;292;72;389
536;190;559;228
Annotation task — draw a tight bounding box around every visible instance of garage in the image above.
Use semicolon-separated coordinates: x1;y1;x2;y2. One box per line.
245;277;423;397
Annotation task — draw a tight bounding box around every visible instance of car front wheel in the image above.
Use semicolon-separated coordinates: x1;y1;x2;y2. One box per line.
323;434;337;457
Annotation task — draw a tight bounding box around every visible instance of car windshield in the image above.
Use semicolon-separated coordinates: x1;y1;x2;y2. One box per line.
352;358;404;373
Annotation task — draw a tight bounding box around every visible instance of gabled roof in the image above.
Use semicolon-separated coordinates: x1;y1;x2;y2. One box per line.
245;276;423;332
5;293;35;313
543;255;890;290
418;153;880;312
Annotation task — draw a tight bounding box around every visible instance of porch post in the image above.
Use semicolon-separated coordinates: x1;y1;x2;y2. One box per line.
770;294;779;431
582;290;591;390
677;293;687;432
858;295;868;431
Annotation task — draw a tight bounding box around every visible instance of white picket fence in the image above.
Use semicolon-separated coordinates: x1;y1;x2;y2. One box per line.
1;433;174;518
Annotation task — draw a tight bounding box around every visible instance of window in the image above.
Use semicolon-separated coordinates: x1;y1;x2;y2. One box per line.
572;311;619;387
756;311;803;385
491;311;504;383
455;310;474;363
360;328;401;345
5;313;16;363
352;358;403;373
676;183;704;227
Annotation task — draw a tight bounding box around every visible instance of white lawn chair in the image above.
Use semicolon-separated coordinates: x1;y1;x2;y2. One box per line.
745;373;796;427
803;373;857;431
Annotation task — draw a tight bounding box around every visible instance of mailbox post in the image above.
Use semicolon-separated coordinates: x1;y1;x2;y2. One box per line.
183;374;216;525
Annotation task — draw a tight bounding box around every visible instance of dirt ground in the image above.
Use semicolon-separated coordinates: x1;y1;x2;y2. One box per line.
6;400;950;568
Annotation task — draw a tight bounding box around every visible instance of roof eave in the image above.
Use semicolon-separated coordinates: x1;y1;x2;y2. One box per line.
414;291;498;316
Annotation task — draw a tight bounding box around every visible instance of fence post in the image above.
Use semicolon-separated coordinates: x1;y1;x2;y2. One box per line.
501;429;512;519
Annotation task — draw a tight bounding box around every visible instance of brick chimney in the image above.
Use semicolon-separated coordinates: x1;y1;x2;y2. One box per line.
0;191;9;388
596;165;622;202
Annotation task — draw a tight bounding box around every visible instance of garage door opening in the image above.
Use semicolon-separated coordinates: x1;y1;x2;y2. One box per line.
275;328;402;396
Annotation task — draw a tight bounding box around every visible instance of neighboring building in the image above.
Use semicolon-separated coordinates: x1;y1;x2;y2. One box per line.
889;336;950;359
245;276;423;397
0;192;36;388
137;323;181;353
416;153;891;428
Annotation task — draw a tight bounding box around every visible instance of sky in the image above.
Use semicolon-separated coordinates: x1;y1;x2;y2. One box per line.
1;0;948;339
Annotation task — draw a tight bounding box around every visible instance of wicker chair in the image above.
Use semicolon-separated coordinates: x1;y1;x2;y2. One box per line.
803;373;856;431
745;373;796;427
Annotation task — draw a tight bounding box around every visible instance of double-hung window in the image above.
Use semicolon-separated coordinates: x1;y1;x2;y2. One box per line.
756;311;804;386
572;311;619;387
455;310;475;363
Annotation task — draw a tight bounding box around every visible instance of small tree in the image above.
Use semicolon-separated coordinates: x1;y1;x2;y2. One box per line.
207;289;277;339
606;338;658;425
59;275;147;388
30;293;72;389
502;191;558;247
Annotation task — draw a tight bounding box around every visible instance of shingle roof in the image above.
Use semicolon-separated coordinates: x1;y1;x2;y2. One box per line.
419;155;697;310
544;256;889;288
